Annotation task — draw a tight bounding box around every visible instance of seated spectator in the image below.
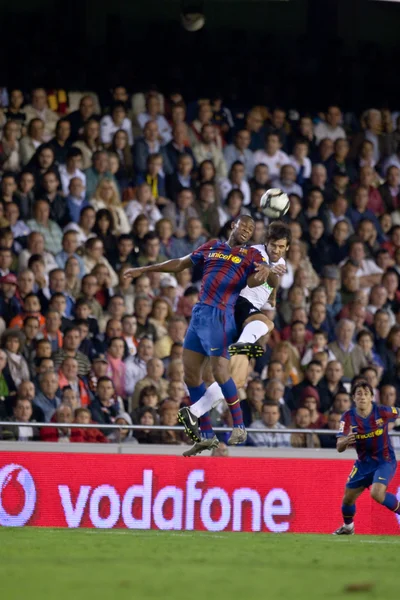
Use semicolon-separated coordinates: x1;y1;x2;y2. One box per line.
83;238;118;288
19;118;45;167
136;232;168;268
27;199;63;256
154;315;187;359
169;217;207;259
253;133;290;179
125;337;155;400
33;370;61;422
164;122;195;174
125;182;162;229
90;178;130;235
5;203;31;249
110;130;134;188
136;153;168;207
166;153;196;203
93;209;118;255
40;402;85;442
271;341;302;387
132;357;169;408
299;386;327;429
84;150;117;200
131;384;160;423
24;88;58;141
289;139;312;184
219;161;251;206
72;118;103;170
135;407;161;444
264;379;292;426
2;329;30;390
319;411;342;448
314;106;346;145
290;407;321;448
1;397;39;441
248;400;290;448
331;391;352;414
380;384;397;408
224;129;254;179
137;93;171;145
9;293;45;330
108;411;138;444
0;121;20;173
74;406;108;443
322;360;347;408
100;102;133;146
356;329;385;372
218;189;251;228
89;376;121;435
133;120;172;176
292;360;330;412
192;124;227;179
160;401;188;445
329;319;368;380
273;164;303;198
58;356;90;407
244;107;266;151
49;117;71;165
301;331;337;367
53;326;91;377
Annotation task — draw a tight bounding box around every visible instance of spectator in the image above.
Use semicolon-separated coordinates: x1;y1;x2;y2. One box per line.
192;124;227;179
72;118;103;170
329;319;368;379
290;407;321;448
299;386;327;429
24;88;58;141
314;106;346;144
219;161;251;206
132;357;169;408
137;94;171;145
89;376;120;435
319;411;342;448
33;370;61;422
248;400;290;447
100;102;133;146
90;178;130;235
224;129;254;178
253;133;290;179
133;120;172;176
1;397;39;441
53;326;91;376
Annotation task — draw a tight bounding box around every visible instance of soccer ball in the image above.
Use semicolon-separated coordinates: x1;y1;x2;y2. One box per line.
260;188;290;219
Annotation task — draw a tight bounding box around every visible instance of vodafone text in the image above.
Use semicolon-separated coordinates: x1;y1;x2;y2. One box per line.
59;469;291;532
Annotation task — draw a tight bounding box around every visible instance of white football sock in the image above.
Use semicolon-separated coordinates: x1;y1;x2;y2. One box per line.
190;382;224;418
237;320;269;344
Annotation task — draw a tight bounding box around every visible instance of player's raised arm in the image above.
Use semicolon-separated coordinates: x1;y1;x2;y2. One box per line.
124;255;192;280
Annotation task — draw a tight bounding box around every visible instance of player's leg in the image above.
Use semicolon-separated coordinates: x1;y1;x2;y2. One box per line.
210;354;246;445
228;311;274;359
333;486;365;535
370;463;400;514
177;320;214;443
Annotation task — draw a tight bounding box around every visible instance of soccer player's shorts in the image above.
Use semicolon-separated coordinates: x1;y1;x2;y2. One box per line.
346;460;397;489
183;303;237;359
234;296;262;334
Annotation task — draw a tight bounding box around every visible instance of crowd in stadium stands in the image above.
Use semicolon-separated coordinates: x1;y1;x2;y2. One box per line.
0;85;400;448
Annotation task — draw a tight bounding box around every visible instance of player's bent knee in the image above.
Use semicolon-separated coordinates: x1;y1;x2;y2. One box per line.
370;485;386;504
211;359;230;384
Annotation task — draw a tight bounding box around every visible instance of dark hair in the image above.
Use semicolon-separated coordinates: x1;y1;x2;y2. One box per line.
307;360;323;369
97;376;114;387
66;147;83;160
351;380;373;398
291;320;306;329
226;189;244;204
94;208;115;234
118;234;133;244
266;221;291;245
356;329;373;342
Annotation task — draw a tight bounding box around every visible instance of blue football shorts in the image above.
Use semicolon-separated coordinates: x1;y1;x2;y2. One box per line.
346;459;397;489
183;303;237;359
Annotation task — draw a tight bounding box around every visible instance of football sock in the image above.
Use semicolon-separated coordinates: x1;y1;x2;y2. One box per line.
221;378;244;427
237;320;269;345
190;382;223;418
187;383;214;439
382;493;400;513
341;504;356;525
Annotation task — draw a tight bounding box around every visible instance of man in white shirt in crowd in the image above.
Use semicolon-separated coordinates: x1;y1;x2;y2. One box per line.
340;240;383;291
248;400;290;447
253;133;290;179
58;148;86;196
314;105;346;144
100;102;134;146
272;164;303;198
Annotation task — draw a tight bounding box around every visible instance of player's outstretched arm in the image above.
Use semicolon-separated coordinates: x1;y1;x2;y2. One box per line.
266;263;286;289
124;255;192;280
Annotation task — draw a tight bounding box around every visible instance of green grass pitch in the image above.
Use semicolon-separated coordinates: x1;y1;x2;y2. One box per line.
0;528;398;600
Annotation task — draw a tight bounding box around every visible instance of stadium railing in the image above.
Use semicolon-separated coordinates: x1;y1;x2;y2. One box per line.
1;420;400;450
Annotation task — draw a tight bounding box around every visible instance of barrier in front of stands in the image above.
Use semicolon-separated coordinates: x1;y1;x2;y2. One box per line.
0;451;399;534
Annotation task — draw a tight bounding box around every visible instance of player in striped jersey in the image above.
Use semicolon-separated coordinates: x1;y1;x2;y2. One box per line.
183;221;290;456
125;215;278;446
334;381;400;535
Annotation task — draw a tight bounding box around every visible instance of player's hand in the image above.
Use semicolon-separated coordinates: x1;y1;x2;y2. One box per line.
124;267;145;280
270;264;287;276
346;433;357;446
253;262;270;283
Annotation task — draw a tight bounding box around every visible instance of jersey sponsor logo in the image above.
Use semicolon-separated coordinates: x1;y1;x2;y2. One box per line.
355;429;383;440
208;252;242;264
376;419;383;426
392;407;398;414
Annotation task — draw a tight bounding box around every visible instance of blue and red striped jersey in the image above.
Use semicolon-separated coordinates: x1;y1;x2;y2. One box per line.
337;405;400;463
190;240;265;310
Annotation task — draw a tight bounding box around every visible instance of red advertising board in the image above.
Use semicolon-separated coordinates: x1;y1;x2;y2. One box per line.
0;452;399;534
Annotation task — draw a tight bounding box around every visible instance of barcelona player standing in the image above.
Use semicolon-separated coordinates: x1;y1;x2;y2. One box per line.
125;215;274;448
334;381;400;535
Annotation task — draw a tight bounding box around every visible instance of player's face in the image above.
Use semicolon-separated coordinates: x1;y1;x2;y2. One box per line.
266;238;288;263
232;218;254;245
353;386;373;412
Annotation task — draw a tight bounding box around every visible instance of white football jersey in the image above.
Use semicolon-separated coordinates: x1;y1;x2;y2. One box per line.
240;244;286;310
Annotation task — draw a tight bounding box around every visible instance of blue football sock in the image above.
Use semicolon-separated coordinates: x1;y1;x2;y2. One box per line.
188;383;214;439
341;504;355;525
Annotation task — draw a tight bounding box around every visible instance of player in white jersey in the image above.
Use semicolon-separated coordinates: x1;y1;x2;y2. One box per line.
180;221;291;456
